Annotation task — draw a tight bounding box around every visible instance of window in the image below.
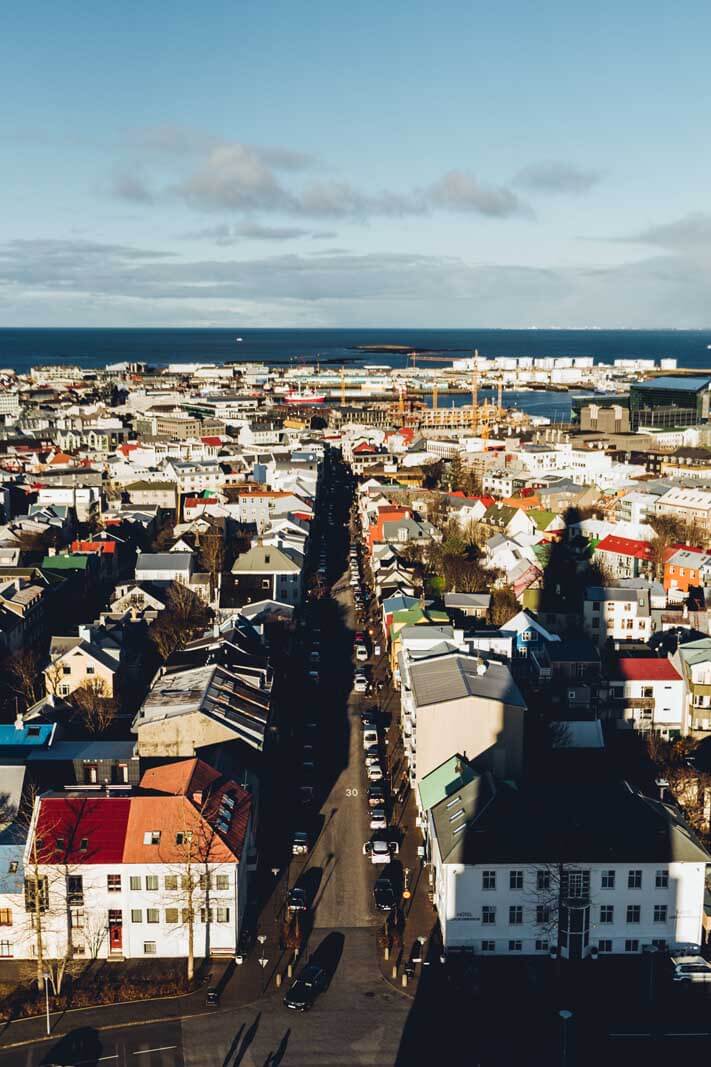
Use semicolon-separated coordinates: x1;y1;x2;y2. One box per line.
200;908;214;923
626;905;641;924
145;876;159;891
216;907;230;923
62;666;71;675
482;906;496;925
653;905;668;923
67;875;83;906
175;831;193;846
143;831;161;846
652;939;667;950
129;876;141;891
536;905;550;925
509;906;523;926
598;939;612;954
131;910;142;923
0;910;12;927
143;942;156;955
86;666;95;676
537;870;551;891
509;870;523;891
107;875;121;893
535;940;549;952
8;862;17;875
71;909;85;929
481;940;496;952
625;939;639;953
56;837;65;851
508;940;522;952
165;908;179;924
261;579;270;589
215;874;230;891
599;905;614;924
0;941;12;957
199;874;214;891
627;869;642;890
601;870;615;890
164;875;178;891
146;909;159;924
482;870;496;891
655;869;669;889
642;686;653;699
564;870;590;899
79;838;88;852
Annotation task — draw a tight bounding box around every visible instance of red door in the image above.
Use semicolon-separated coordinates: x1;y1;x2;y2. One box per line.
109;913;122;952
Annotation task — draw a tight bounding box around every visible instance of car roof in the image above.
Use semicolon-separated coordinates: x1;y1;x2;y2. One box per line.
672;955;708;965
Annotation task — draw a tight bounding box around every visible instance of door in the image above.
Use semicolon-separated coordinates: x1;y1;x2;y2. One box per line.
108;912;122;952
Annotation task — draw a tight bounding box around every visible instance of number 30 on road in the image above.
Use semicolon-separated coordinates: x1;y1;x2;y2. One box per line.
346;788;359;797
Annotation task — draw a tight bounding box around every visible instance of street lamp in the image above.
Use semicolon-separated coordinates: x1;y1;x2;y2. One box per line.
43;972;51;1035
559;1009;573;1067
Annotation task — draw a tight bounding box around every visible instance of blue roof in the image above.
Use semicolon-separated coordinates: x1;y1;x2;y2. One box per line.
0;844;26;892
634;376;711;392
0;723;54;748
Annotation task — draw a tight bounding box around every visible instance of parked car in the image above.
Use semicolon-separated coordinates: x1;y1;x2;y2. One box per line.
373;877;396;912
308;669;320;684
283;963;329;1011
368;784;385;808
363;838;399;864
287;888;309;912
367;764;384;782
362;728;378;748
671;956;711;982
355;644;368;662
291;830;310;856
369;807;387;830
206;987;220;1007
354;674;368;693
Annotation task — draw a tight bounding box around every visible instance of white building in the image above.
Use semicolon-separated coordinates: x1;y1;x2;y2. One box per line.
0;759;252;961
609;658;686;737
421;767;709;957
583;587;652;646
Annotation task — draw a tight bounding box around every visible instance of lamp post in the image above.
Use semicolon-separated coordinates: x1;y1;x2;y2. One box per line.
43;973;51;1036
559;1009;573;1067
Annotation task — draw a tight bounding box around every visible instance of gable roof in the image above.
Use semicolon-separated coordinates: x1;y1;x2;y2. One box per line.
409;653;526;708
231;544;300;574
596;534;654;561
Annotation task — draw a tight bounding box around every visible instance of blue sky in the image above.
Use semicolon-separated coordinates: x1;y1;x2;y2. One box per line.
2;0;711;327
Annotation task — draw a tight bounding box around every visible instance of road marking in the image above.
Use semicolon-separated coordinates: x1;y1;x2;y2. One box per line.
133;1046;177;1055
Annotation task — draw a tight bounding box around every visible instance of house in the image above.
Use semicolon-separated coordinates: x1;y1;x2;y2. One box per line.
609;658;686;737
135;552;193;586
230;544;302;607
499;610;561;661
444;593;491;622
481;504;536;539
45;632;122;699
672;638;711;733
399;651;527;787
424;776;709;957
595;535;655;580
664;549;711;596
0;759;252;961
583;587;652;647
133;659;271;757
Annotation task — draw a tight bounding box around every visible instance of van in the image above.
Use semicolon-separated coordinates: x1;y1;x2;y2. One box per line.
363;728;378;748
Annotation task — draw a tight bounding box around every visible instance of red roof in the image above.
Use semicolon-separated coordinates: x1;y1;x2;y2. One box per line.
201;436;223;446
71;540;117;555
596;535;653;561
185;497;219;507
615;658;682;682
34;797;131;864
353;442;378;454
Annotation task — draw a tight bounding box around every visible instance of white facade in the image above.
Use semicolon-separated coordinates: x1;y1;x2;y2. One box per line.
431;857;706;957
609;675;686;735
583;592;652;646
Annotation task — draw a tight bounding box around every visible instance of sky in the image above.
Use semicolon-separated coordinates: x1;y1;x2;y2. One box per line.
2;0;711;328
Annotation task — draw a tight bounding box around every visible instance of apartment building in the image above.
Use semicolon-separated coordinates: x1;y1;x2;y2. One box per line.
583;587;652;646
609;658;686;736
654;487;711;534
423;772;709;957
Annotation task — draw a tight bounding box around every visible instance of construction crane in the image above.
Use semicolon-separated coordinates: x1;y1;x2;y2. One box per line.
471;350;480;431
340;365;346;406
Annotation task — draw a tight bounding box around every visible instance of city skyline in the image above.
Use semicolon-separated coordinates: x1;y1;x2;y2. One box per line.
2;0;711;327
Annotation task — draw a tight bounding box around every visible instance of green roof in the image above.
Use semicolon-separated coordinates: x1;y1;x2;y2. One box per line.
418;754;478;814
678;638;711;667
528;509;558;531
41;554;89;571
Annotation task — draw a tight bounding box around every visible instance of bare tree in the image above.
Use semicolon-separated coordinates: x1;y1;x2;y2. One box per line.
70;679;118;735
199;533;224;598
149;582;211;663
6;648;44;709
489;586;519;626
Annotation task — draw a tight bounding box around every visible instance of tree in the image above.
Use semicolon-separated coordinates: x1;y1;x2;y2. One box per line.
199;533;224;599
648;514;702;581
489;586;519;626
149;582;211;663
6;648;44;709
70;679;118;735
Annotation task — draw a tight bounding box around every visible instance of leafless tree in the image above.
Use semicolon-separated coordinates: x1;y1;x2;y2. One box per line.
199;533;224;598
6;648;44;708
70;679;118;735
489;586;520;626
149;582;211;663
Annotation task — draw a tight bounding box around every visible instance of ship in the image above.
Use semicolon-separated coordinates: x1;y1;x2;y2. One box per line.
283;387;327;405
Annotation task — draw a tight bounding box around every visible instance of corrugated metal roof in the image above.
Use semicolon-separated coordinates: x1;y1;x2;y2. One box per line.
409;654;525;708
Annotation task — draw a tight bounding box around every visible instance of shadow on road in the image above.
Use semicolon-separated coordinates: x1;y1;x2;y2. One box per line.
308;931;346;981
263;1027;291;1066
232;1011;261;1066
41;1027;103;1066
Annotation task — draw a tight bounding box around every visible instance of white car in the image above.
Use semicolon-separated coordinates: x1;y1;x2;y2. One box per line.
367;764;384;782
671;956;711;982
365;752;380;769
350;576;359;586
354;674;368;693
362;839;398;864
369;808;387;831
355;645;368;663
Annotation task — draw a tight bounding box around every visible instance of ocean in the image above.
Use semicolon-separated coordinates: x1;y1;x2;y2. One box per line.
3;327;711;421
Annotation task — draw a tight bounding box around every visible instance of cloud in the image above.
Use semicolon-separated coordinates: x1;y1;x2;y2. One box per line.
183;222;325;244
616;213;711;252
514;161;601;195
110;126;526;220
429;171;527;217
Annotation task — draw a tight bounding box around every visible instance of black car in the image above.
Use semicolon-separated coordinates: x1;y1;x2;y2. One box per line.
373;877;396;912
283;963;329;1011
206;987;220;1006
287;887;308;912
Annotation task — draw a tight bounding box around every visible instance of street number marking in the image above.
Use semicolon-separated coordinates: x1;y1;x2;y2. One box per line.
346;788;359;797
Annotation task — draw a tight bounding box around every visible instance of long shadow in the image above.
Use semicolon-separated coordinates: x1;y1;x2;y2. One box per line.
233;1011;261;1066
263;1028;291;1067
221;1022;245;1067
41;1027;102;1066
308;930;346;981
